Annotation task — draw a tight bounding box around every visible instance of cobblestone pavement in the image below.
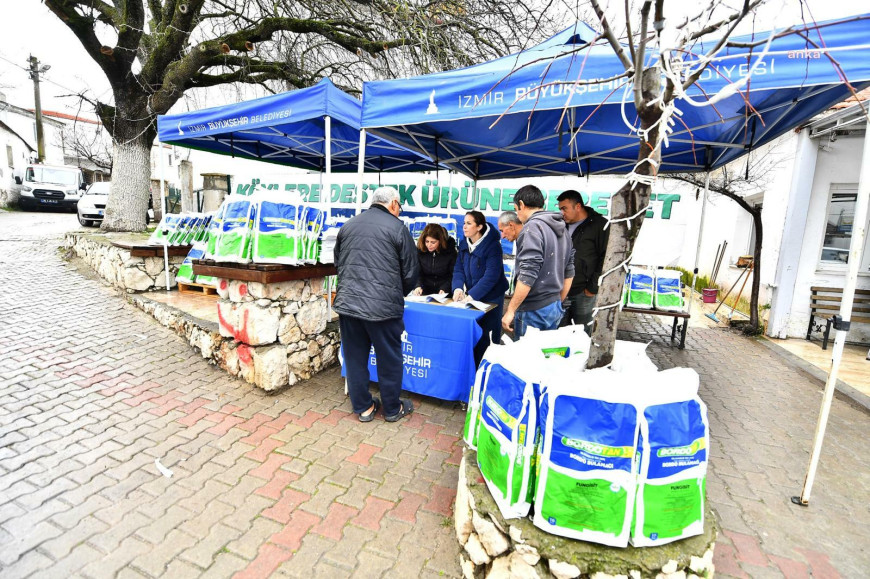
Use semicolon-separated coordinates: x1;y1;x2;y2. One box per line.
1;211;868;578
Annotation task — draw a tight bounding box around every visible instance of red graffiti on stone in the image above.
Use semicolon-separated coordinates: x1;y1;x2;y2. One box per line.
220;279;228;291
237;344;253;365
239;284;248;296
217;304;251;344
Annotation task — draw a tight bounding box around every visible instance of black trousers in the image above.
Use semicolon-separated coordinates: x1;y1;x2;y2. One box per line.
339;315;405;417
474;301;504;368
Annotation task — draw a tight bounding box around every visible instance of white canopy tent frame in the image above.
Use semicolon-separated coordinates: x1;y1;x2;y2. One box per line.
795;116;870;506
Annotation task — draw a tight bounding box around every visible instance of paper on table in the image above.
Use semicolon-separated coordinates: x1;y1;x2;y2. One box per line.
447;299;490;311
406;293;450;304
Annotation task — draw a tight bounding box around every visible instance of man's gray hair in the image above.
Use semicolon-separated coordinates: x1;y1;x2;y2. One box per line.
498;211;522;226
370;186;400;207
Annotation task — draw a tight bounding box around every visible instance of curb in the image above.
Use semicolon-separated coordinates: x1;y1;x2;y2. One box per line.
757;337;870;412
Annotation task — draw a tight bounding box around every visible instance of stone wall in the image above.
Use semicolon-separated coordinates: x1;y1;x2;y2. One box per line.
66;233;184;292
455;450;717;579
212;277;340;392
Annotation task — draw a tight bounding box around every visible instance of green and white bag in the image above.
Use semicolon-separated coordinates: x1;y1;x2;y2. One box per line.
253;194;301;265
462;360;494;450
214;195;257;264
533;367;641;547
654;269;684;312
631;368;708;547
176;242;207;285
147;214;181;245
626;269;654;309
204;205;225;259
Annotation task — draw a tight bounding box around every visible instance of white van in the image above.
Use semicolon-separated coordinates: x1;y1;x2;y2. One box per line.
15;164;87;212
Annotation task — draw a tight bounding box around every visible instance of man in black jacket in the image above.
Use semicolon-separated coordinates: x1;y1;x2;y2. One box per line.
557;190;609;335
334;187;418;423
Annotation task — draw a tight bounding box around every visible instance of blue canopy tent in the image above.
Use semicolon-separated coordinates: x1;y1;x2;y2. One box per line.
157;77;436;175
361;15;870;179
156;77;437;220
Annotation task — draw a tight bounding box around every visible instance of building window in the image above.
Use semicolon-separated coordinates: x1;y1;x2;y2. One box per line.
820;184;857;264
6;145;13;168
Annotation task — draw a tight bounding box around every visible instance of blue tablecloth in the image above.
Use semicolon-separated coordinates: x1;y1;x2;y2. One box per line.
341;302;484;401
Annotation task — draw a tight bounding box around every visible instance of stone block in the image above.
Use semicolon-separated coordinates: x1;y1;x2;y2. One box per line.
455;456;474;545
472;509;509;557
144;257;164;277
287;350;312;380
122;267;154;292
248;280;306;301
296;298;328;335
278;314;300;345
238;344;289;392
464;532;490;565
217;301;280;345
228;280;253;303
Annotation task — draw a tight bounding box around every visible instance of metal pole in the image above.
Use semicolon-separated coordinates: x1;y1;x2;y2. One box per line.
794;117;870;506
159;141;170;291
324;116;332;317
356;129;366;215
686;171;710;316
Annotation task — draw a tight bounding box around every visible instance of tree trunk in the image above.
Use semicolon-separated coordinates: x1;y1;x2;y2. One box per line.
587;70;663;369
101;128;153;232
746;209;763;334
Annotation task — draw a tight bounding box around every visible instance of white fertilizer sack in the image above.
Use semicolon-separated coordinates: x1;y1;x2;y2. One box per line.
253;194;301;265
533;368;642;547
214;196;257;263
631;368;708;547
654;269;685;312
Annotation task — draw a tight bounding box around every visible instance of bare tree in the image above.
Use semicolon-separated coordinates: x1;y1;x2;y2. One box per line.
57;117;114;174
43;0;567;232
670;143;790;335
578;0;864;367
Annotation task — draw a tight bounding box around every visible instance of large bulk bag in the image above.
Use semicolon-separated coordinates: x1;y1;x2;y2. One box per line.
626;269;654;309
654;269;685;312
476;362;538;519
533;368;641;547
215;195;257;263
253;194;301;265
631;368;709;547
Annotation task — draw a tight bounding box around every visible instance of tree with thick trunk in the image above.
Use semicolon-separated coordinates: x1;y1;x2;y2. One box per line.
43;0;566;232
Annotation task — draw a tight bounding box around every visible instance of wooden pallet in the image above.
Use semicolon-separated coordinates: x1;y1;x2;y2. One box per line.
178;281;218;296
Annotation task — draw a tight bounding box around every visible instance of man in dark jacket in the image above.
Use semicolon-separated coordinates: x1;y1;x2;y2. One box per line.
503;185;575;338
334;187;418;423
557;190;609;335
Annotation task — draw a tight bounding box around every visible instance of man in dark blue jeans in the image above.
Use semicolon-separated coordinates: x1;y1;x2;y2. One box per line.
502;185;575;338
334;187;418;423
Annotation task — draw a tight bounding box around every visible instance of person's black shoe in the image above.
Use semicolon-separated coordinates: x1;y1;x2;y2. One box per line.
384;398;414;423
359;397;381;423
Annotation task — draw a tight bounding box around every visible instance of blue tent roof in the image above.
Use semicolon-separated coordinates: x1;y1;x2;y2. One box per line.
361;15;870;178
156;78;436;172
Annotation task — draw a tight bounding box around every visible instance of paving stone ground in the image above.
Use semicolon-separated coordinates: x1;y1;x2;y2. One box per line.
1;211;868;578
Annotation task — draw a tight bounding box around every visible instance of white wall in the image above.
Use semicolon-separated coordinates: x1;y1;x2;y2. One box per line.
786;133;870;342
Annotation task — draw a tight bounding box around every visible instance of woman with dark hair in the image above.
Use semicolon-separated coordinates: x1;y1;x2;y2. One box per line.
411;223;457;296
452;210;509;366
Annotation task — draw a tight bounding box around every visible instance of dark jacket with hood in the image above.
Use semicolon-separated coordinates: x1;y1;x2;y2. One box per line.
568;207;609;295
515;210;575;311
334;204;419;321
452;223;508;304
418;237;457;295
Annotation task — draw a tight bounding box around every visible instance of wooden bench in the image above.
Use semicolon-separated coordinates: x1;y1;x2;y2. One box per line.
620;306;691;349
806;286;870;350
191;260;337;284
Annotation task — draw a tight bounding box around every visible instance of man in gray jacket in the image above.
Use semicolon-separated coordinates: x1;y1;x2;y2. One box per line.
502;185;575;338
334;187;418;423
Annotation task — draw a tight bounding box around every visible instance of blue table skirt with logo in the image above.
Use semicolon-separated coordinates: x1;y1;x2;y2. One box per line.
340;302;484;402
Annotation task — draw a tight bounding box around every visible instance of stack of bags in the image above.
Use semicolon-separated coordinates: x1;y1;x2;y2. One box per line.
622;267;685;312
463;329;708;548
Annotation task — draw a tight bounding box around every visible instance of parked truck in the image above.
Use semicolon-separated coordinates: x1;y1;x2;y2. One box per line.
15;163;86;212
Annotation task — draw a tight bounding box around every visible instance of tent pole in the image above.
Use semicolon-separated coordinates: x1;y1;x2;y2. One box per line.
686;170;710;316
356;129;366;215
795;117;870;506
159;141;170;291
325;115;333;318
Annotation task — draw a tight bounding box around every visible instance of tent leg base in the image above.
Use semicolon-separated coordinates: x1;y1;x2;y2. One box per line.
790;496;808;507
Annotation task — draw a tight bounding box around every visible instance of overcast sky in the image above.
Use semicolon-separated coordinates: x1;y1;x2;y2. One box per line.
1;0;867;121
